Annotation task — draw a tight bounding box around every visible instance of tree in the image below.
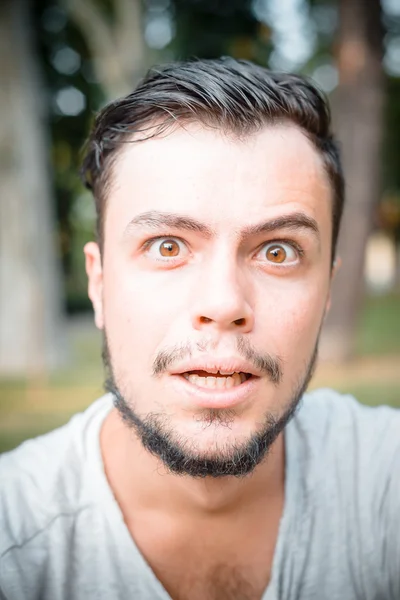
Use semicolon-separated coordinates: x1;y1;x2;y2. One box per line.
321;0;385;360
171;0;270;62
30;0;396;364
0;0;65;375
62;0;148;99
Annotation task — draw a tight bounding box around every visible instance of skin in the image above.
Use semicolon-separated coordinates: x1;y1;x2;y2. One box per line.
84;123;336;598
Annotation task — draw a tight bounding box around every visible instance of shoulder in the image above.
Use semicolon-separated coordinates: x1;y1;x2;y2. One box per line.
295;387;400;451
292;388;400;591
292;388;400;477
0;395;113;559
288;389;400;599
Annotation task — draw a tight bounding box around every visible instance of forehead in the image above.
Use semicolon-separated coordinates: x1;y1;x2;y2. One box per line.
107;123;332;233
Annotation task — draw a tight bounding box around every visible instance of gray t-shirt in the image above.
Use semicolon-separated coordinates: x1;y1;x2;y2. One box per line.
0;390;399;600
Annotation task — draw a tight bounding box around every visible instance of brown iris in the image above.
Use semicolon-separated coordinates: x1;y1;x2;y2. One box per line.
159;239;180;257
266;244;286;263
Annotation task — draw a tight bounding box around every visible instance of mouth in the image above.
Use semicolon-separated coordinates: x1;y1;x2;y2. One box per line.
169;370;260;409
180;370;253;390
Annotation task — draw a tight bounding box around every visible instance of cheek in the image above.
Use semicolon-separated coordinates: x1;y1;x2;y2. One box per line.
106;266;189;318
102;262;190;361
258;278;328;362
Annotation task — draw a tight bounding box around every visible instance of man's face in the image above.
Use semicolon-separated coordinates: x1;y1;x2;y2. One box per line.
85;123;333;474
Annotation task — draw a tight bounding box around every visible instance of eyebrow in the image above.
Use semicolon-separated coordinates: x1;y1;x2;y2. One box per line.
124;211;214;238
123;210;320;242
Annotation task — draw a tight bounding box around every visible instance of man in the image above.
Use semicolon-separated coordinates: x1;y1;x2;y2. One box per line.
0;58;399;600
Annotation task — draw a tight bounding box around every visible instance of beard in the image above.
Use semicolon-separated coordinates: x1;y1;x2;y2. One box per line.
102;334;318;479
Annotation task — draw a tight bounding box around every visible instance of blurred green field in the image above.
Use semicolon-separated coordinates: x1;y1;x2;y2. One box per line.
0;293;399;454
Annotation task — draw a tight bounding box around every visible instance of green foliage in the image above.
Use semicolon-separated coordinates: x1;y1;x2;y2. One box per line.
171;0;271;62
355;293;400;355
1;291;399;453
34;0;103;312
383;77;400;193
32;0;400;312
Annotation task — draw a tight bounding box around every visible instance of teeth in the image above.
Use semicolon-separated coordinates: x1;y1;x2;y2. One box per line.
183;372;247;389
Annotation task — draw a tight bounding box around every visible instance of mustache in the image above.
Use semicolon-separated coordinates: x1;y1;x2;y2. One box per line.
152;335;283;385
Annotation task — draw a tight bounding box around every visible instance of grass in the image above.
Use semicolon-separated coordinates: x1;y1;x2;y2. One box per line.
355;293;400;355
0;293;399;454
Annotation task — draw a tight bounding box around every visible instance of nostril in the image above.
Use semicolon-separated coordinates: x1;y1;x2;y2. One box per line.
234;318;246;326
197;316;247;326
199;316;212;324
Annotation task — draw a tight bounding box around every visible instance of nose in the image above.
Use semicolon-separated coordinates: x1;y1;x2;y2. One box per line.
190;257;254;333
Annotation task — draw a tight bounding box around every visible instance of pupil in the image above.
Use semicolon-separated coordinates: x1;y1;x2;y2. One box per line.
268;245;286;263
160;240;179;257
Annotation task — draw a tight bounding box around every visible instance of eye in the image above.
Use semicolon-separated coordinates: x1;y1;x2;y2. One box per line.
256;241;299;265
144;237;188;260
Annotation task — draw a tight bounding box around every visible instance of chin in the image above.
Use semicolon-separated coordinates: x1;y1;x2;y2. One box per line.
108;376;297;478
176;413;263;451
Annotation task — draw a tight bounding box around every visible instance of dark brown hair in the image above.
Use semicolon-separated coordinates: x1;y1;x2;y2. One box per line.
81;57;344;263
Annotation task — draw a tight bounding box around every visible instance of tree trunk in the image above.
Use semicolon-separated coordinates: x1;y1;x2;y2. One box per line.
0;0;65;375
321;0;385;361
64;0;149;99
395;233;400;289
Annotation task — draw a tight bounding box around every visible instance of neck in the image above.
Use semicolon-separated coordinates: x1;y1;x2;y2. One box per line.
101;407;285;519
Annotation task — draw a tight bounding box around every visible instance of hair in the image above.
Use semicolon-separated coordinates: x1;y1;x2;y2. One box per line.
81;57;344;263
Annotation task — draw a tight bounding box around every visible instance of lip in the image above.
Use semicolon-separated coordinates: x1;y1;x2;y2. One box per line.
169;357;262;378
168;373;261;409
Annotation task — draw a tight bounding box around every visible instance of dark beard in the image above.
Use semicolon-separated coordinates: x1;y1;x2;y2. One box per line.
103;336;318;479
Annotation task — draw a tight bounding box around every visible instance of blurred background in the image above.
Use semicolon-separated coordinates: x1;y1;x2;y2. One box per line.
0;0;399;453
